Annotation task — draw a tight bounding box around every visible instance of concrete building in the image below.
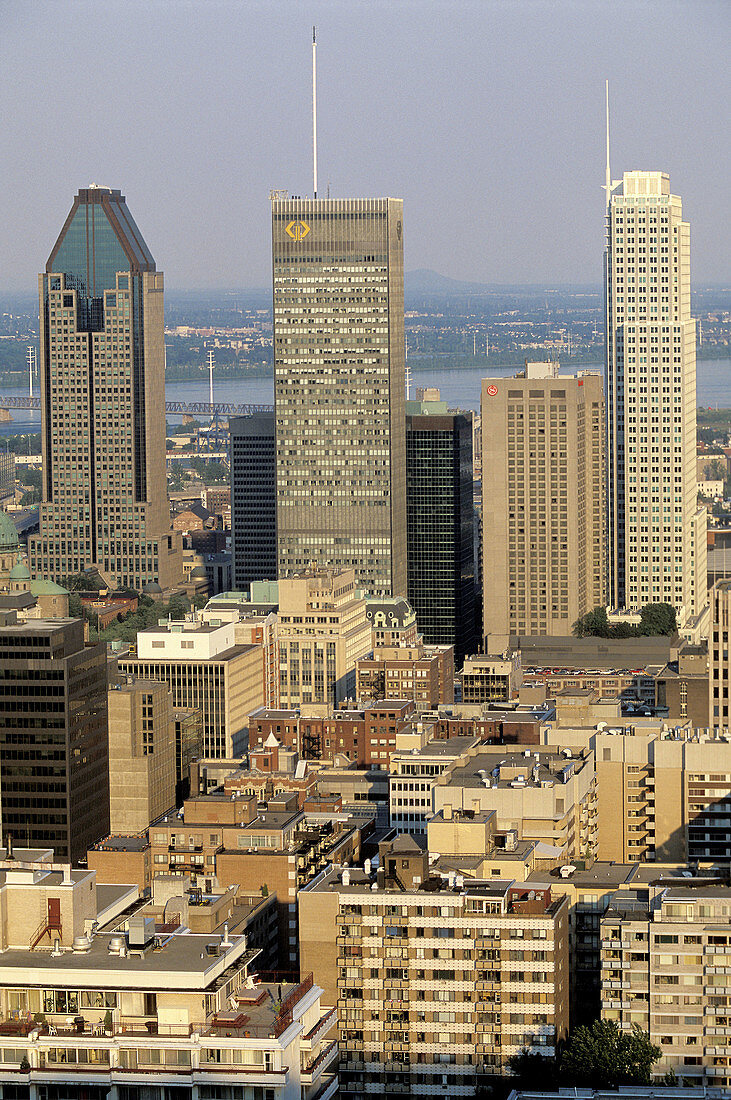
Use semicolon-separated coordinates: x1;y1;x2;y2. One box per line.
481;362;606;646
277;568;372;708
272;196;406;596
710;579;731;732
605;171;706;632
543;720;731;864
601;883;731;1087
28;186;181;590
405;400;476;661
462;652;522;704
107;677;176;833
655;645;709;726
230;410;277;588
299;844;569;1096
434;743;598;863
0;611;109;863
389;734;480;834
356;640;455;708
0;856;337;1100
118;615;264;757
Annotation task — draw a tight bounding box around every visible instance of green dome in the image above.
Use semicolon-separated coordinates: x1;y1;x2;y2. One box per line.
9;562;31;581
30;578;68;596
0;513;19;552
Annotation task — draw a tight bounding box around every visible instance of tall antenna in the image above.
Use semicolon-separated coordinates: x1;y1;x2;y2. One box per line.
312;26;318;199
604;79;611;205
207;350;215;411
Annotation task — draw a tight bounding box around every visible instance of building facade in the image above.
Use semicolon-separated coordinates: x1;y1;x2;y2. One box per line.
605;171;706;628
405;401;475;661
710;579;731;732
119;617;264;758
299;848;569;1096
28;186;181;590
230;411;277;589
0;611;109;863
277;568;372;708
107;677;176;833
272;196;407;596
481;363;606;645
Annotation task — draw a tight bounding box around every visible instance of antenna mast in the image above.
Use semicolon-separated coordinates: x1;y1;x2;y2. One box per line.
604;79;611;206
312;26;318;199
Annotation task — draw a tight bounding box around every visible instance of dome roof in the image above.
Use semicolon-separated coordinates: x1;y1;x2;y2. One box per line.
30;578;68;596
9;562;31;581
143;581;163;594
0;512;19;552
189;566;208;578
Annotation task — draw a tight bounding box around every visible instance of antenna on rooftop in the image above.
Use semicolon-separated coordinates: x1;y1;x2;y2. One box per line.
312;26;318;199
207;350;215;411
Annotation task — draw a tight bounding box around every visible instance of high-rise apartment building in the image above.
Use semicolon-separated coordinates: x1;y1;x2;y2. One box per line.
272;196;407;596
0;611;109;863
230;411;277;588
605;171;706;629
28;186;181;590
406;399;476;661
481;363;606;644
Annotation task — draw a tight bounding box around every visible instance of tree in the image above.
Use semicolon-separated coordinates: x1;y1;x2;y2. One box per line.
559;1020;660;1088
508;1048;557;1090
573;606;609;638
638;602;676;637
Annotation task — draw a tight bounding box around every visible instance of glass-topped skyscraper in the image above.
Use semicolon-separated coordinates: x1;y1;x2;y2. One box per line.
271;196;407;597
28;186;181;590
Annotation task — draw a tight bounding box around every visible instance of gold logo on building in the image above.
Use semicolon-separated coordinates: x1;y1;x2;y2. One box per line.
285;220;310;242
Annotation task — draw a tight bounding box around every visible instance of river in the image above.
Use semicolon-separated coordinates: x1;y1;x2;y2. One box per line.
1;358;729;435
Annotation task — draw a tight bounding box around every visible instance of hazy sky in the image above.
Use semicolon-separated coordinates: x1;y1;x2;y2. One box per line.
2;0;729;291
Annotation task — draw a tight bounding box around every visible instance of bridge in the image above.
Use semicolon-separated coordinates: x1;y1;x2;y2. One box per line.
0;395;274;417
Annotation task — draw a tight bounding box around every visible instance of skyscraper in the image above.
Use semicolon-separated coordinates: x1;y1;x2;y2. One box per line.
28;186;181;591
605;171;706;630
271;196;407;597
0;611;109;863
481;363;606;644
230;411;277;588
406;397;476;662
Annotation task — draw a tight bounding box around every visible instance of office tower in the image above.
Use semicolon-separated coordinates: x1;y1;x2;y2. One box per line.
271;196;407;596
481;363;606;645
107;677;176;833
405;397;476;662
277;567;372;707
0;611;108;863
28;186;181;590
710;579;731;732
605;171;706;629
118;616;264;758
230;411;277;588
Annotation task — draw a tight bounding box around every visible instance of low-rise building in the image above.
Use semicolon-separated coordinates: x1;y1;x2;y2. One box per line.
389;734;479;834
434;743;597;863
356;641;454;708
461;652;522;704
655;645;709;726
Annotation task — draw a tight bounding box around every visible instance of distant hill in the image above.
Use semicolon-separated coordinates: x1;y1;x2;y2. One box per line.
405;269;602;296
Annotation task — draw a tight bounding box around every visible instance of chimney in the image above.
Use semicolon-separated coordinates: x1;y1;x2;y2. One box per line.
5;834;14;861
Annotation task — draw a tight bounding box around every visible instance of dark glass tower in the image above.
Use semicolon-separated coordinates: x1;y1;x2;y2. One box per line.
406;401;476;663
28;186;181;590
0;612;109;863
230;411;277;588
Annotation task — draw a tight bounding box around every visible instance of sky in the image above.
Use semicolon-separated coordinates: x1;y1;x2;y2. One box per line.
2;0;729;292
